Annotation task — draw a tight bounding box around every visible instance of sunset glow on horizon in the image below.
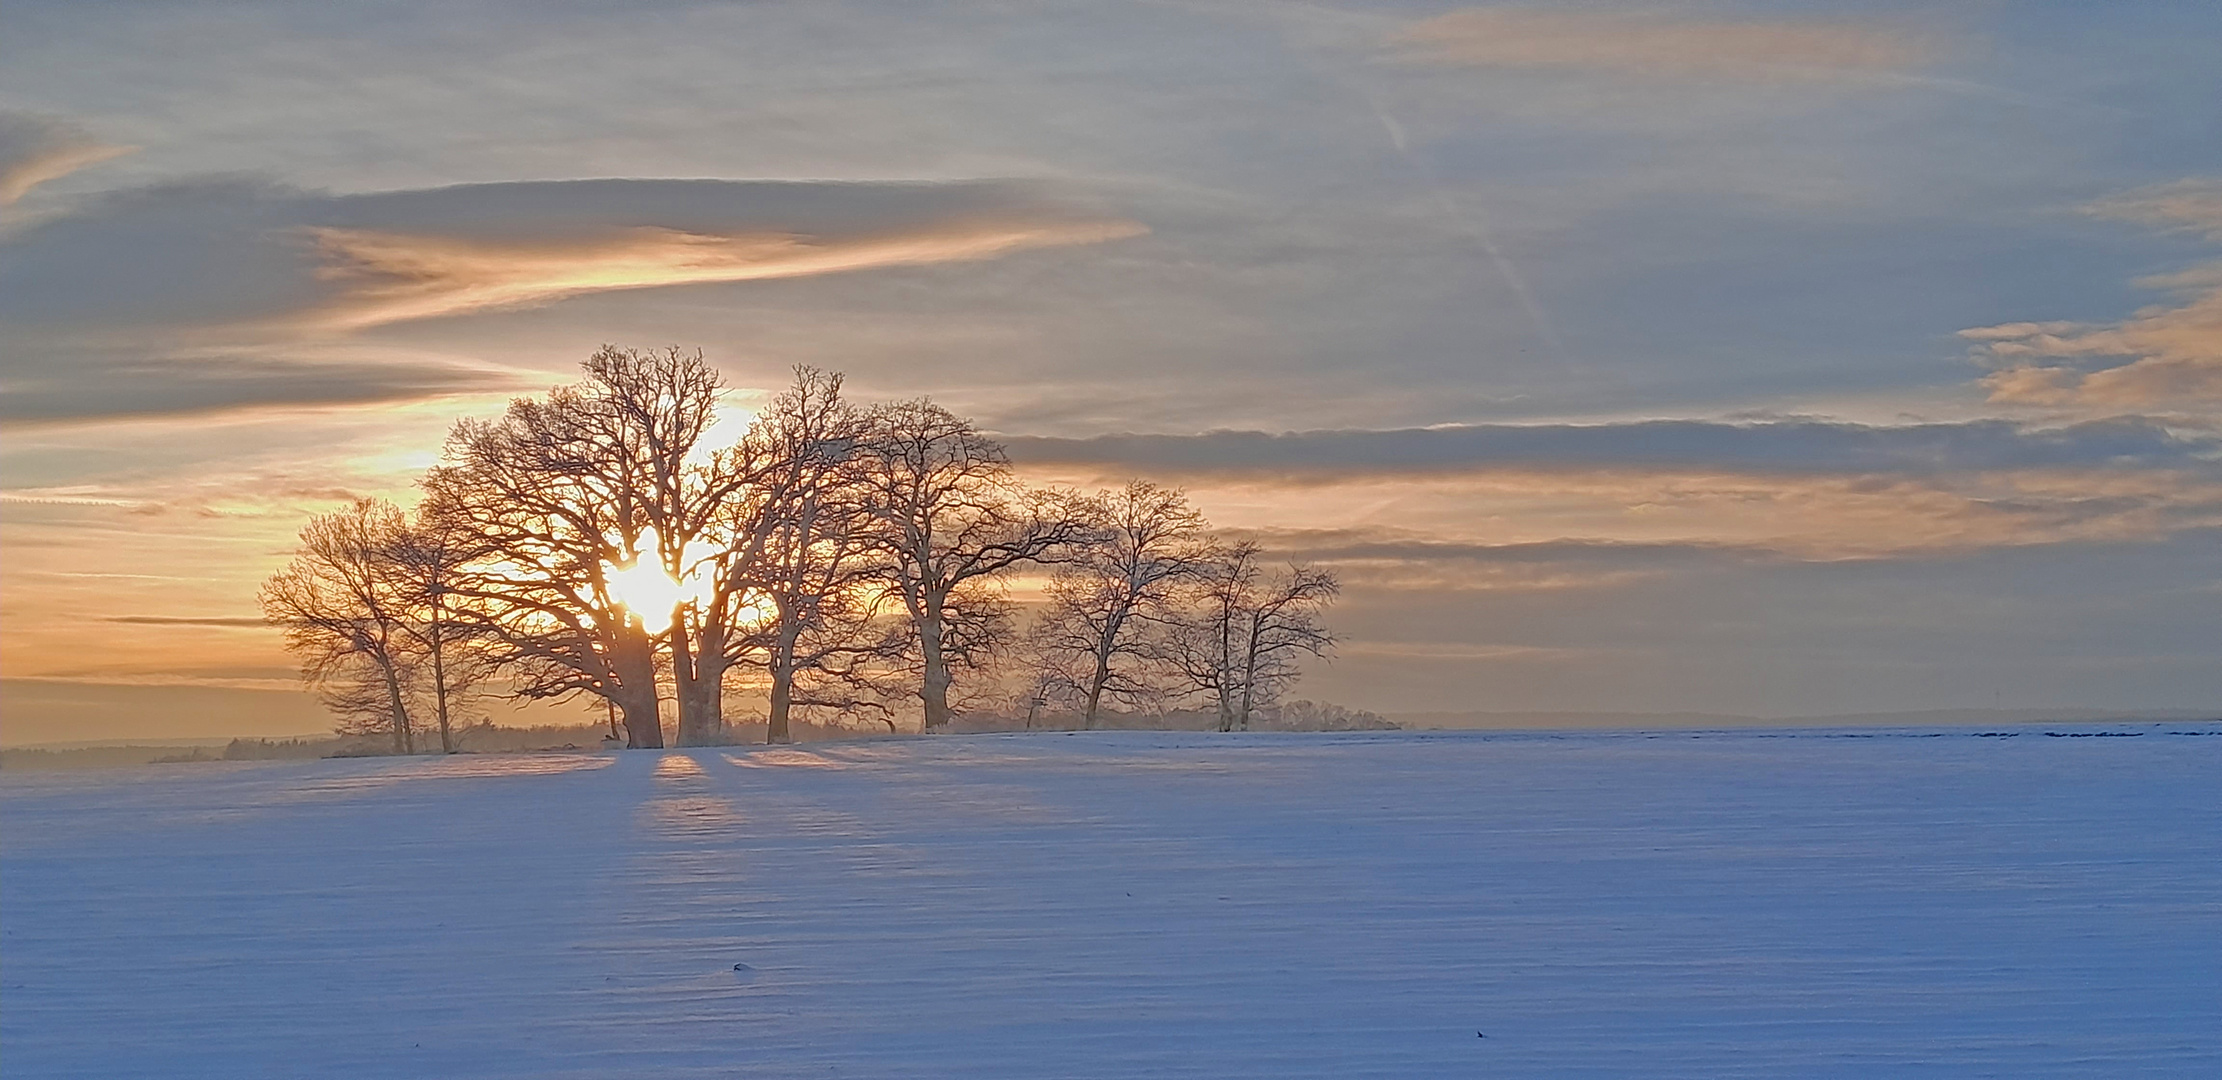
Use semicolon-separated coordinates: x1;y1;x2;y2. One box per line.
4;0;2218;743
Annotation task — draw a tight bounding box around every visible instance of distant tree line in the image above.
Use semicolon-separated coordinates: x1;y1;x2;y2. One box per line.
261;348;1338;749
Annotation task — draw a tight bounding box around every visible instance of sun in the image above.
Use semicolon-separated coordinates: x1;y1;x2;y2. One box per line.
731;595;775;627
604;528;709;632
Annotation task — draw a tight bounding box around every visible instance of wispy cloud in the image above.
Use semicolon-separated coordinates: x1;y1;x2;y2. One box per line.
102;615;268;627
1965;179;2222;408
0;111;130;205
3;177;1143;332
304;213;1140;329
1004;418;2217;477
1337;640;1581;662
1008;420;2222;559
0;347;522;425
0;177;1142;423
4;670;301;692
1261;534;1708;593
1391;7;1938;83
2084;178;2222;242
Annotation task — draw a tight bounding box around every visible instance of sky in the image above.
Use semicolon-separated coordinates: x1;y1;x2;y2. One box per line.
2;0;2218;743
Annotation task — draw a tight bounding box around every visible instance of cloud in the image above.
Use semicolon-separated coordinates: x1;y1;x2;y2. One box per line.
304;191;1144;329
1007;421;2222;560
303;217;1139;329
0;176;1141;423
1003;418;2218;478
1391;8;1938;82
102;615;268;627
1337;640;1579;662
1965;180;2222;408
0;346;522;425
1295;527;2222;715
2084;178;2222;242
0;177;1143;332
1250;533;1749;593
0;111;130;205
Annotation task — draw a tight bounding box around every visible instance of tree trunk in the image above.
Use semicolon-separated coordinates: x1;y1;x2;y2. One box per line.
919;604;951;733
672;618;726;746
677;673;724;746
766;620;800;745
767;669;794;744
612;622;664;749
1083;649;1110;730
1216;610;1237;732
618;693;663;749
380;654;412;754
429;618;455;754
1237;650;1258;731
697;626;730;746
1082;611;1119;730
671;618;698;746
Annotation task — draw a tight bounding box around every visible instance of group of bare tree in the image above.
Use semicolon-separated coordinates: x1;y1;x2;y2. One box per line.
263;347;1337;750
1022;490;1339;732
258;499;482;754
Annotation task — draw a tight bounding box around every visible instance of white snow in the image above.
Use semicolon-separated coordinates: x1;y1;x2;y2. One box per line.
4;726;2219;1077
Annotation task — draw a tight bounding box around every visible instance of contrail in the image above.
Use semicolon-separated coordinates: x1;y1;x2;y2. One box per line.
1356;81;1572;364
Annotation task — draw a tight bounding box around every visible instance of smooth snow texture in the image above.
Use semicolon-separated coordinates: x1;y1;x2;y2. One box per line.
4;728;2219;1078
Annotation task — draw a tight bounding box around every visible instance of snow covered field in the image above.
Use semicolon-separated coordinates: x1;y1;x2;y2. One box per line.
5;727;2218;1078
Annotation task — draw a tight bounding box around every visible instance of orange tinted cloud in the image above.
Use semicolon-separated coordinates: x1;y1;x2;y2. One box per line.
0;112;130;205
1966;180;2222;408
305;216;1145;329
1014;464;2222;562
1007;418;2222;559
2085;178;2222;242
1;178;1146;423
1393;8;1938;82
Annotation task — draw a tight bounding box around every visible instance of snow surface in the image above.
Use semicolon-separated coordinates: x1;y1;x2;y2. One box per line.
4;726;2219;1078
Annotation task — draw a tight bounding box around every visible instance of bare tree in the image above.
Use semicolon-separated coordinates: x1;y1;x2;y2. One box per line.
422;346;785;748
1169;542;1339;731
1007;662;1078;730
1029;482;1211;728
423;379;667;748
858;400;1087;731
575;346;744;746
1165;539;1256;734
268;349;1343;747
927;579;1022;719
1234;565;1338;729
260;499;420;752
387;512;486;753
1011;599;1097;729
728;369;896;743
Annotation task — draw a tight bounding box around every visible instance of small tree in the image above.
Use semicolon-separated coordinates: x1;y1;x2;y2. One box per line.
1170;542;1339;730
1029;482;1211;728
1165;540;1254;733
859;400;1087;731
388;512;487;753
731;369;898;743
1007;662;1078;730
261;499;421;752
